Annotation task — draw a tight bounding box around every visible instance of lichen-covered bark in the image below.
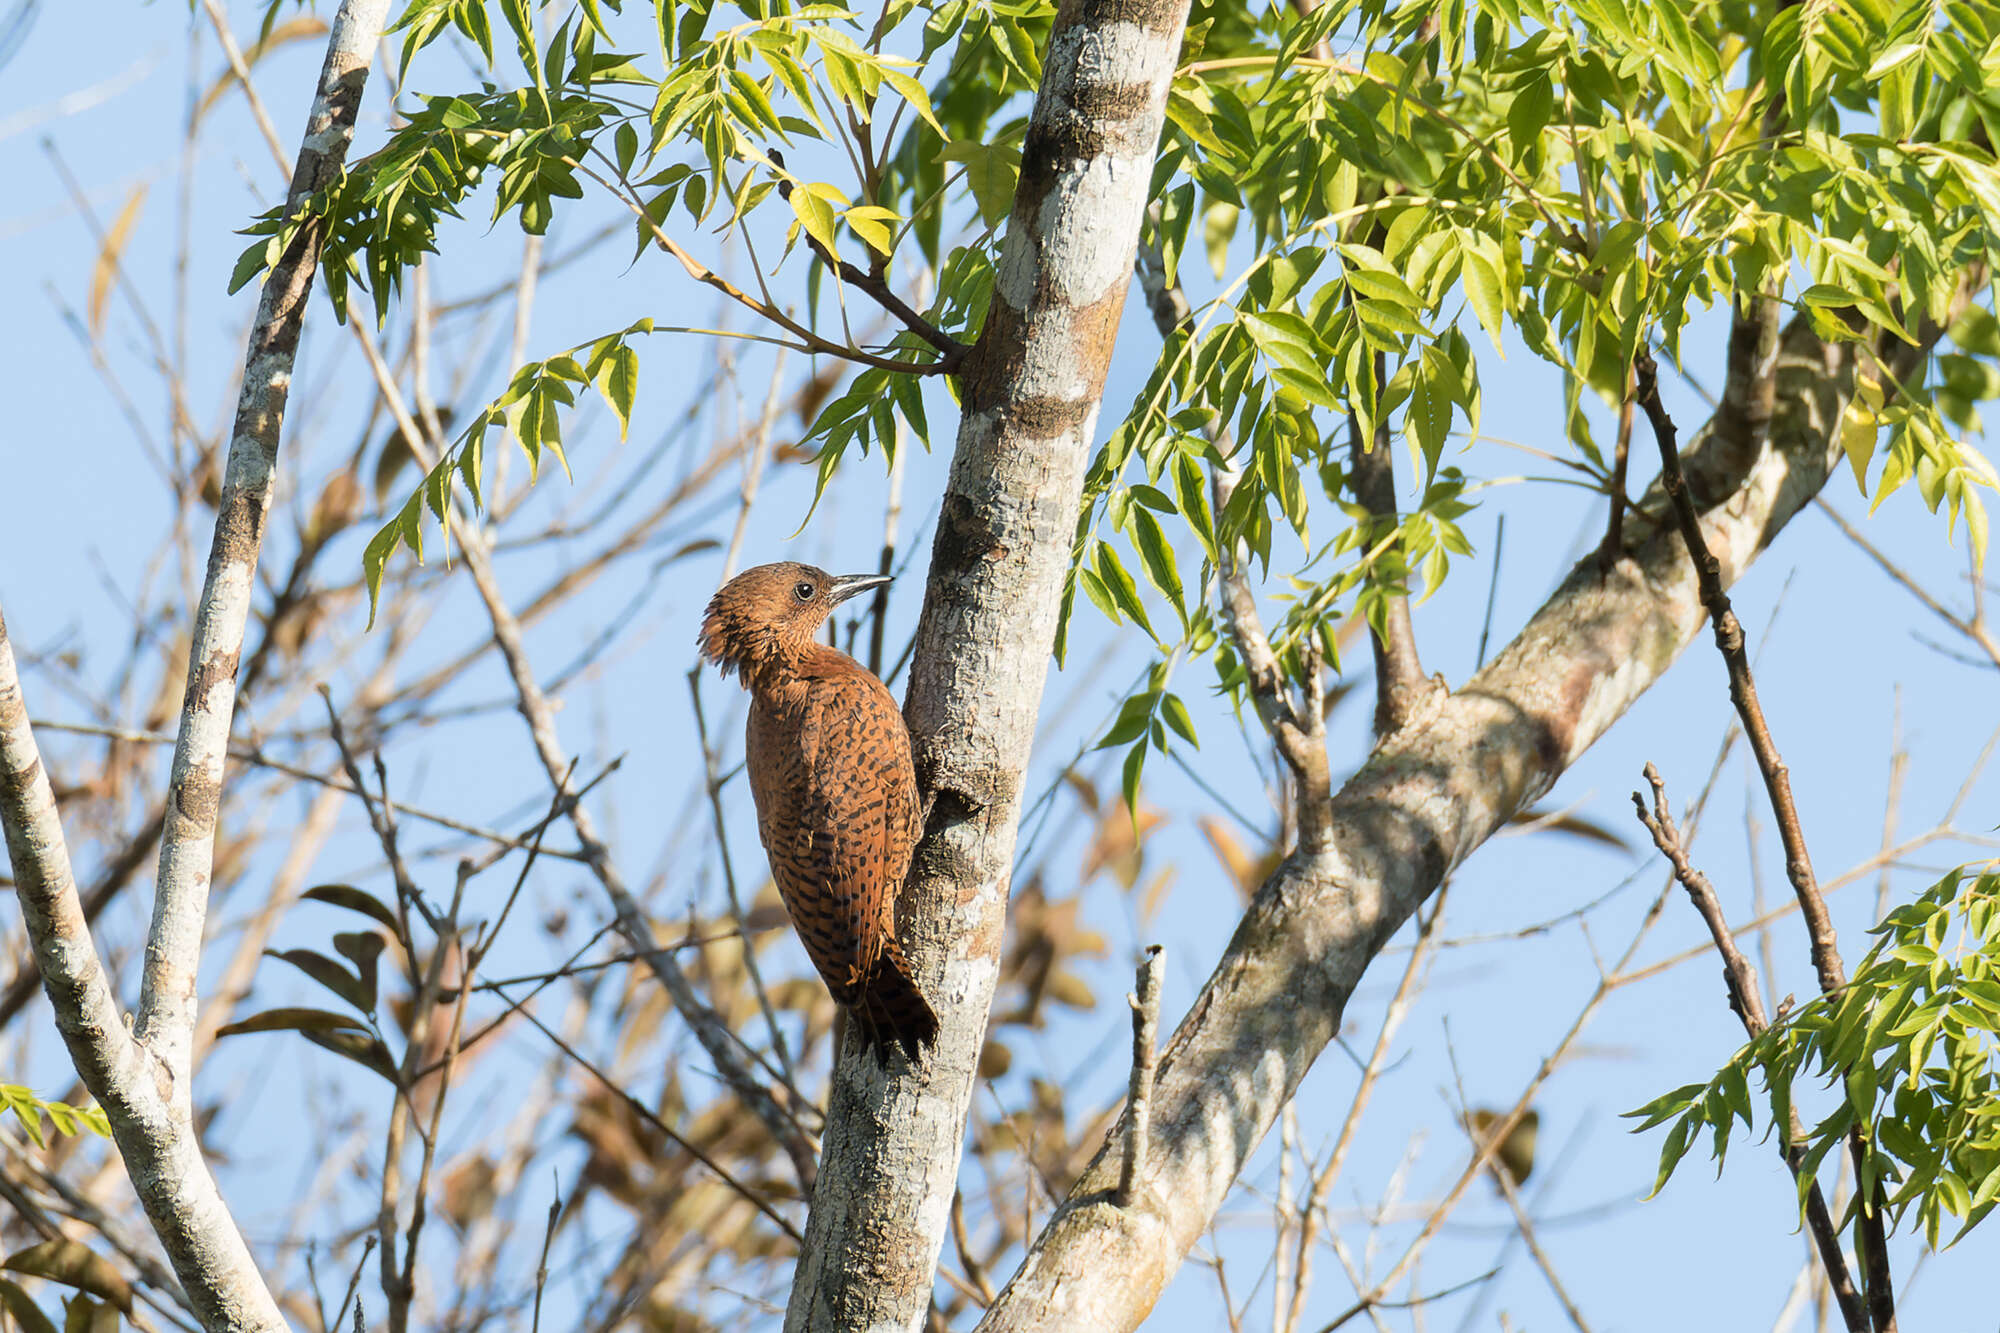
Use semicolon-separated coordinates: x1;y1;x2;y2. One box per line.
138;0;392;1085
973;310;1954;1332
784;0;1194;1326
1;613;290;1333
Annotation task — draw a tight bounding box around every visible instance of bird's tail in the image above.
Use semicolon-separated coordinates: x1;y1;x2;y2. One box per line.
856;939;940;1063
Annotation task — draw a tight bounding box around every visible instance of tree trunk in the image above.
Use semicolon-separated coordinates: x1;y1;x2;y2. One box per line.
784;0;1194;1326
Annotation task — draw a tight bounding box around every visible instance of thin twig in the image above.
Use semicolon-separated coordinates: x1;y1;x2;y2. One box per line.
1315;1267;1502;1333
26;718;590;862
499;986;804;1243
1815;498;2000;670
531;1182;561;1333
1636;349;1894;1332
1284;887;1445;1333
1631;765;1868;1333
720;349;787;581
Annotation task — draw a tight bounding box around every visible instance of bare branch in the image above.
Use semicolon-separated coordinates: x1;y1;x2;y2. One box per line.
1631;765;1867;1333
1117;945;1164;1209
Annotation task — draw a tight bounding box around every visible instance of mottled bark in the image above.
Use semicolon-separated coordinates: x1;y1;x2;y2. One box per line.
1347;356;1429;736
974;306;1960;1332
0;4;391;1329
1;613;289;1332
139;0;392;1086
784;0;1194;1325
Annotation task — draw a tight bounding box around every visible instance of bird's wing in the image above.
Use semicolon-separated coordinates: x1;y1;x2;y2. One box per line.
788;672;919;988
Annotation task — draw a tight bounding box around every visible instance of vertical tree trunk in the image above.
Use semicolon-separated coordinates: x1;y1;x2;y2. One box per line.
784;0;1194;1326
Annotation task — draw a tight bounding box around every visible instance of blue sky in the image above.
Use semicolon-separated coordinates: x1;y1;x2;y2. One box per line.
2;2;1997;1329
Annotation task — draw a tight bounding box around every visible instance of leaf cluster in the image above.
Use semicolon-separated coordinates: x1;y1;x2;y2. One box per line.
1630;865;2000;1249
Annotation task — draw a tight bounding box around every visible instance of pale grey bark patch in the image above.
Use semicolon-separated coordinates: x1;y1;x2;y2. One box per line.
138;0;393;1090
973;309;1942;1332
1;610;292;1332
784;0;1194;1327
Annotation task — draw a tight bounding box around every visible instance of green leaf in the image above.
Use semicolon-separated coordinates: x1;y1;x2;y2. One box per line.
1462;245;1507;352
1095;542;1157;639
1508;72;1553;153
789;182;841;255
1129;508;1187;625
939;139;1021;228
1174;453;1218;561
1120;737;1148;822
1646;1113;1698;1199
592;342;640;440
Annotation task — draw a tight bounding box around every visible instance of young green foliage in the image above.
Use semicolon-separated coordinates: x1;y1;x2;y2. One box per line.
1629;866;2000;1249
217;0;1998;808
0;1085;110;1150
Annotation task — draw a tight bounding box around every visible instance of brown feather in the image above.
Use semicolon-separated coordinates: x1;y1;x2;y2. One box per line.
700;563;939;1061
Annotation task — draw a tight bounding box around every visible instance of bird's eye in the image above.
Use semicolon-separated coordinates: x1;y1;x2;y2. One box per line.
794;581;815;601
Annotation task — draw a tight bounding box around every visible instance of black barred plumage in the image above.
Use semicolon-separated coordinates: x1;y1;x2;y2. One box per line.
698;562;939;1061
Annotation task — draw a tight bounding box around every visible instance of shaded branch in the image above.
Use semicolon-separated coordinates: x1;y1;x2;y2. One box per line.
1634;353;1896;1332
1347;352;1428;735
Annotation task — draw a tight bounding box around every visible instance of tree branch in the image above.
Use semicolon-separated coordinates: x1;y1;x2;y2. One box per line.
1;610;289;1332
2;6;391;1328
1631;765;1867;1333
1633;352;1895;1333
974;286;1971;1332
1348;352;1428;735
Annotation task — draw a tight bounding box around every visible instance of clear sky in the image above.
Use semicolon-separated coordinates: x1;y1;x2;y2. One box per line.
2;2;1995;1330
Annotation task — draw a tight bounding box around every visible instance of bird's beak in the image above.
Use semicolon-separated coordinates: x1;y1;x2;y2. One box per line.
826;573;893;607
